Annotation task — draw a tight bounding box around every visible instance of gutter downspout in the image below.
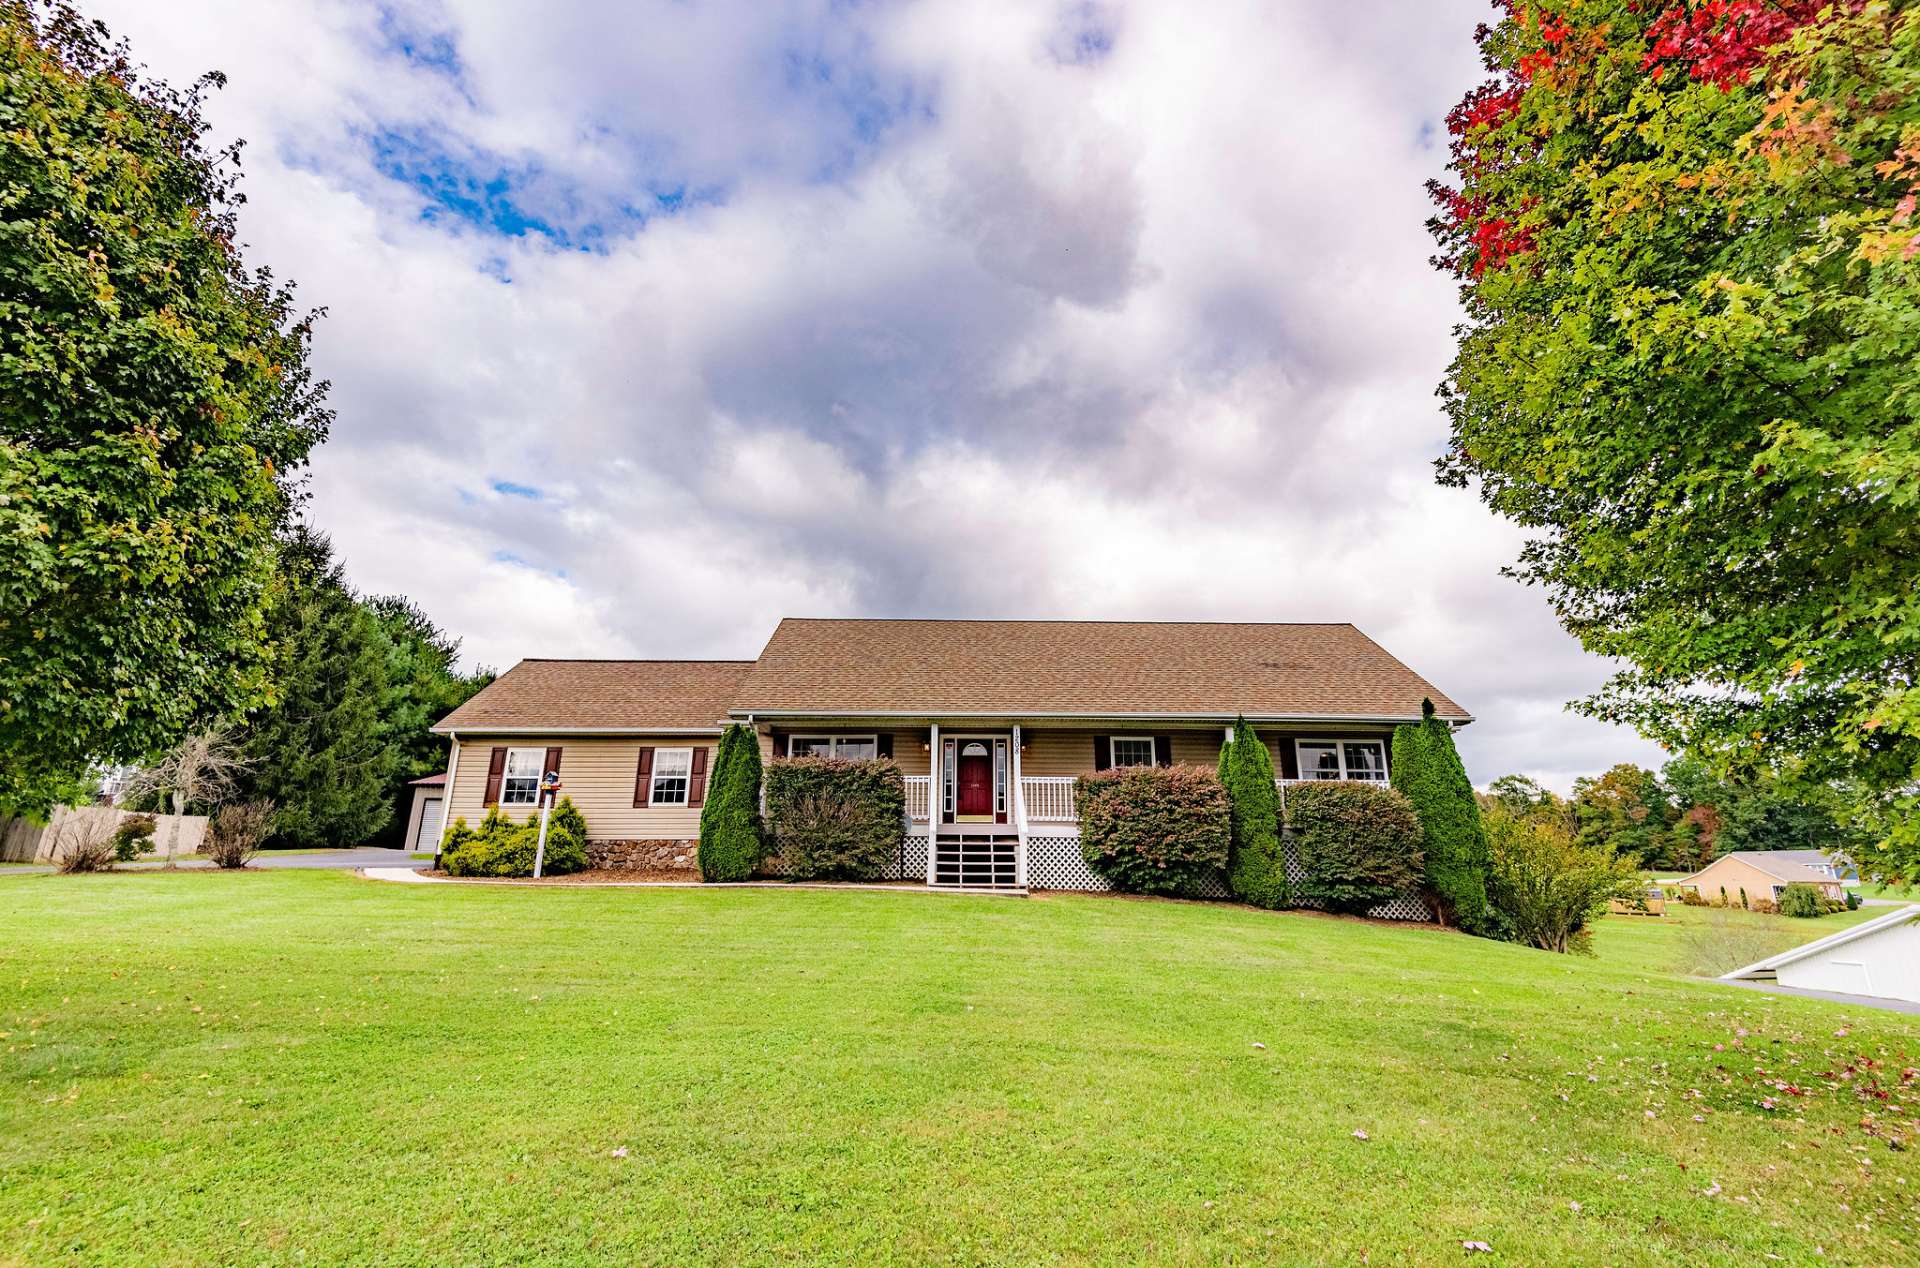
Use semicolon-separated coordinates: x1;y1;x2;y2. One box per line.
435;732;460;868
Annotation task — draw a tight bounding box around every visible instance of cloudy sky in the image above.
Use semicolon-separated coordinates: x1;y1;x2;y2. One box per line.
89;0;1665;790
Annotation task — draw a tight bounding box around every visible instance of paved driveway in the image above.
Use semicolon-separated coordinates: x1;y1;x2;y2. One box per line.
1;846;424;877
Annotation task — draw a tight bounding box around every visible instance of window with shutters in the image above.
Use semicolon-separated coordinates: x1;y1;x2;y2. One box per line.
501;748;545;806
788;735;877;760
649;747;693;805
1110;736;1156;768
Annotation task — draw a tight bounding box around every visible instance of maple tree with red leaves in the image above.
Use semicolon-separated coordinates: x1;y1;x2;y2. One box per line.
1427;1;1920;878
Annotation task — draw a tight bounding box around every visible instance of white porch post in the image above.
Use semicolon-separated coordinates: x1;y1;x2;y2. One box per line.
1011;723;1028;888
436;733;461;864
926;722;941;885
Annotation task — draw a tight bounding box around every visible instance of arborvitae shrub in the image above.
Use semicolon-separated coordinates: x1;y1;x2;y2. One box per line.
764;757;904;880
1391;700;1493;932
1075;765;1231;898
699;725;764;881
1217;716;1287;908
1285;781;1424;914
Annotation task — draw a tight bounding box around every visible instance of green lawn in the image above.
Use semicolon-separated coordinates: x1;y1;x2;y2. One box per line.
3;873;1916;1266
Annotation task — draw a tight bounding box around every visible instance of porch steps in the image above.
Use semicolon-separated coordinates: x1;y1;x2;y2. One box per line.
933;831;1020;889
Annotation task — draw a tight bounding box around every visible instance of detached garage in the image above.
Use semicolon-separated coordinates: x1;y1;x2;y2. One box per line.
402;773;447;854
1724;905;1920;1005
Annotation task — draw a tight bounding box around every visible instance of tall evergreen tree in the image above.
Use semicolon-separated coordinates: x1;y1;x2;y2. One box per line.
1391;699;1492;932
1218;715;1287;908
698;723;763;881
363;594;492;843
235;528;392;847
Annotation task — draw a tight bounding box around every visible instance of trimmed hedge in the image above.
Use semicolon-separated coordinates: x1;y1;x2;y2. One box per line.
698;724;764;881
1075;764;1230;898
1285;780;1424;914
442;800;589;877
764;757;905;880
1391;700;1493;932
1218;716;1287;908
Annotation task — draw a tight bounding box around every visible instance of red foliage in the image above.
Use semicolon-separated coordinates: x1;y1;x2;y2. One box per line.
1640;1;1840;88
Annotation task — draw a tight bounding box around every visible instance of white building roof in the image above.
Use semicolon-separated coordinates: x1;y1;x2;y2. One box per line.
1722;905;1920;982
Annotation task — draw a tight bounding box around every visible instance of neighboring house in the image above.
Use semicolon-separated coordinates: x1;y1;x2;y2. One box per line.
401;773;446;855
1724;905;1920;1004
1674;851;1846;903
429;618;1471;897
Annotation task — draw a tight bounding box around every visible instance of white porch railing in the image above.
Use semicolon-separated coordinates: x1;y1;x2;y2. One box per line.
1021;776;1077;822
904;775;931;822
1278;774;1389;787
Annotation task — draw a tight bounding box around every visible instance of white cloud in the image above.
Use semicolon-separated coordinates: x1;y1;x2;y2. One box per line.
83;0;1667;790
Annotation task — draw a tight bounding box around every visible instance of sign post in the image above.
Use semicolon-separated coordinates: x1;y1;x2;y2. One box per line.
533;772;562;878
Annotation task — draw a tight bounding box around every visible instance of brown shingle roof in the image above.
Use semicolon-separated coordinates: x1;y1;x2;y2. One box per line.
730;619;1470;721
434;659;753;732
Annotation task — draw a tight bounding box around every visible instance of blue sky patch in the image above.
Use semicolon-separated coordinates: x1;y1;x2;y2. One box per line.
490;479;544;499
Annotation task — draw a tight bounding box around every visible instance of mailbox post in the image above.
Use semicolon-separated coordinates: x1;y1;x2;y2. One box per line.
533;771;563;878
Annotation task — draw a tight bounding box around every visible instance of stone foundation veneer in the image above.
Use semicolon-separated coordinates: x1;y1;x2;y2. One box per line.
587;839;699;871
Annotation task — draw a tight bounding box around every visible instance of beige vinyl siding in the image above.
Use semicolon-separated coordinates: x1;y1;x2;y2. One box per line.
445;736;719;842
1020;727;1394;779
760;729;932;777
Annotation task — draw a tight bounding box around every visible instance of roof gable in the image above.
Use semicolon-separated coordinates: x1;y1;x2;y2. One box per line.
730;618;1470;720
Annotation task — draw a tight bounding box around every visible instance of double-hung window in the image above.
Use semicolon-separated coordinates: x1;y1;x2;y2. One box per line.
501;747;545;806
650;747;693;805
789;735;878;760
1295;739;1388;782
1110;736;1156;768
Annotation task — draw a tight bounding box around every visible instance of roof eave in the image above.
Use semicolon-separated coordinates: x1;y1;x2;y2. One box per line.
727;708;1470;726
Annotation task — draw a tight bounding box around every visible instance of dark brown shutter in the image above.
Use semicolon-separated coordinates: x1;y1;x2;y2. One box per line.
772;734;789;757
688;746;709;807
1154;735;1173;767
633;747;655;807
543;747;563;783
876;733;893;759
483;747;507;806
1093;736;1111;771
1277;737;1299;780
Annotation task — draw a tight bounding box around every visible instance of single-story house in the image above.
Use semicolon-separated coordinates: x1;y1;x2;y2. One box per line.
1724;905;1920;1004
1674;851;1846;904
1753;847;1859;886
428;618;1470;898
401;773;446;854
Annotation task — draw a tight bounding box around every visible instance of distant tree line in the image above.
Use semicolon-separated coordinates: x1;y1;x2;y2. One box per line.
1481;760;1860;874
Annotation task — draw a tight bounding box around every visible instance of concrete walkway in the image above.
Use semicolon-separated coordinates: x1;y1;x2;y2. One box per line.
3;846;427;878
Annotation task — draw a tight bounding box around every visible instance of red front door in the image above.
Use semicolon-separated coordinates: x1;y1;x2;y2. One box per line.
957;753;993;817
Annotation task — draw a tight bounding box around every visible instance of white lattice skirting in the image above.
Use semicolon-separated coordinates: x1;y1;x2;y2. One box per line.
1025;834;1431;921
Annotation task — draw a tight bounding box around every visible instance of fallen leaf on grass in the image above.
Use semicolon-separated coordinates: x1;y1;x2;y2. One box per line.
610;1147;628;1159
1462;1240;1493;1253
1352;1129;1369;1141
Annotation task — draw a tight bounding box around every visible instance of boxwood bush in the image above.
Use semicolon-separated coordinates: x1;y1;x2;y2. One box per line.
1285;780;1423;914
764;757;905;880
1075;765;1230;898
442;800;588;877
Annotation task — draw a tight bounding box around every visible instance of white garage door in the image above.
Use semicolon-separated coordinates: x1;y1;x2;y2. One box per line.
414;798;445;852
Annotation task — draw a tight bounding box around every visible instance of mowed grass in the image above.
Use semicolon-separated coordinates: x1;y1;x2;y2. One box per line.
3;873;1917;1266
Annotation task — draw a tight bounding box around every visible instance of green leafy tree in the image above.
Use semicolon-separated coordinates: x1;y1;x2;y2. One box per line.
1483;804;1641;955
362;594;492;843
1569;764;1674;866
1430;3;1920;877
1218;716;1287;908
698;724;763;881
0;4;330;817
1392;699;1493;930
233;528;391;847
1484;774;1561;820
